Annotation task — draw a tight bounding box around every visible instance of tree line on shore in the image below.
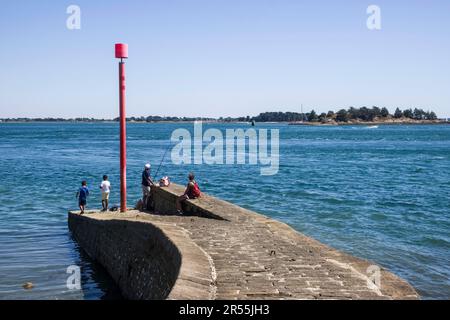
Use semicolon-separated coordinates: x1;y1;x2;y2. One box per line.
0;116;216;122
0;107;441;123
0;117;110;122
251;107;438;123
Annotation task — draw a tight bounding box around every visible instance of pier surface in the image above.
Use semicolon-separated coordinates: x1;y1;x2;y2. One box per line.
68;184;419;300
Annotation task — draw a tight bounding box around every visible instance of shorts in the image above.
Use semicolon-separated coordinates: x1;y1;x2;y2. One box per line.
142;185;151;196
79;199;86;206
102;192;110;200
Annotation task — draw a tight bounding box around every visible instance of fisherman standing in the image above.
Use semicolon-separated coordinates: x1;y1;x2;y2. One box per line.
142;163;154;210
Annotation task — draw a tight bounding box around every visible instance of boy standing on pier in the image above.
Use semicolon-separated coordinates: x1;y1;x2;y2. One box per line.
100;175;111;211
76;181;89;214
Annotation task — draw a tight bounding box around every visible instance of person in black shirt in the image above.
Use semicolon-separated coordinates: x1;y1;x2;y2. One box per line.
142;163;154;210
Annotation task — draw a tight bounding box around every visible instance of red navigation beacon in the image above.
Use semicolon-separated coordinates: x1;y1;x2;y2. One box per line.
115;43;128;60
115;43;128;212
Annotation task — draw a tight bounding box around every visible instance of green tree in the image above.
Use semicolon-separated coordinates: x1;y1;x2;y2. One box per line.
394;108;403;118
319;112;327;122
308;110;319;122
348;107;359;120
413;108;425;120
380;107;390;117
359;107;370;121
336;109;349;122
371;106;381;118
403;108;413;118
427;111;437;120
326;110;335;119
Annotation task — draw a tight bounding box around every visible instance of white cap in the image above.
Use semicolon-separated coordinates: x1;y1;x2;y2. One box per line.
145;163;151;169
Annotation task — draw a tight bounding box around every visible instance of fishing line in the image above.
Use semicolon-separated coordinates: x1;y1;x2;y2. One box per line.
153;139;173;180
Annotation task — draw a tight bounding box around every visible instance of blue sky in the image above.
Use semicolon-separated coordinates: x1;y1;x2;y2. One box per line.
0;0;449;118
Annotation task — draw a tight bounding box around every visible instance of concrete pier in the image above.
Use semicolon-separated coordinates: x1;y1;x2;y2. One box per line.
68;183;419;300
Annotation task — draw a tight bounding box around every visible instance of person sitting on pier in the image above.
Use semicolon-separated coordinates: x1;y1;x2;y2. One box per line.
176;173;201;215
142;163;154;210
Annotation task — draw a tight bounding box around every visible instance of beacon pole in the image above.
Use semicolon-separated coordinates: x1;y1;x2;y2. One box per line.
115;43;128;212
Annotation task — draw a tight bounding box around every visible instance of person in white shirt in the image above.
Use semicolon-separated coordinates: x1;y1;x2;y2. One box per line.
100;175;111;211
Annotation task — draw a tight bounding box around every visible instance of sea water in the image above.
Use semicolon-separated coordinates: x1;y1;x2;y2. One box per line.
0;122;449;299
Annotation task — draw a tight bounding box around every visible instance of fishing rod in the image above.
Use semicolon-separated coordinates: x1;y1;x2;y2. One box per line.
153;140;172;180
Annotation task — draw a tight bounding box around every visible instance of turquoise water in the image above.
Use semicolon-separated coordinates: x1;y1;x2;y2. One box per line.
0;122;449;299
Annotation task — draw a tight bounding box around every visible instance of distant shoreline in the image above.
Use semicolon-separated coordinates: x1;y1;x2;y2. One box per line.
1;119;448;125
1;107;448;125
288;119;449;126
